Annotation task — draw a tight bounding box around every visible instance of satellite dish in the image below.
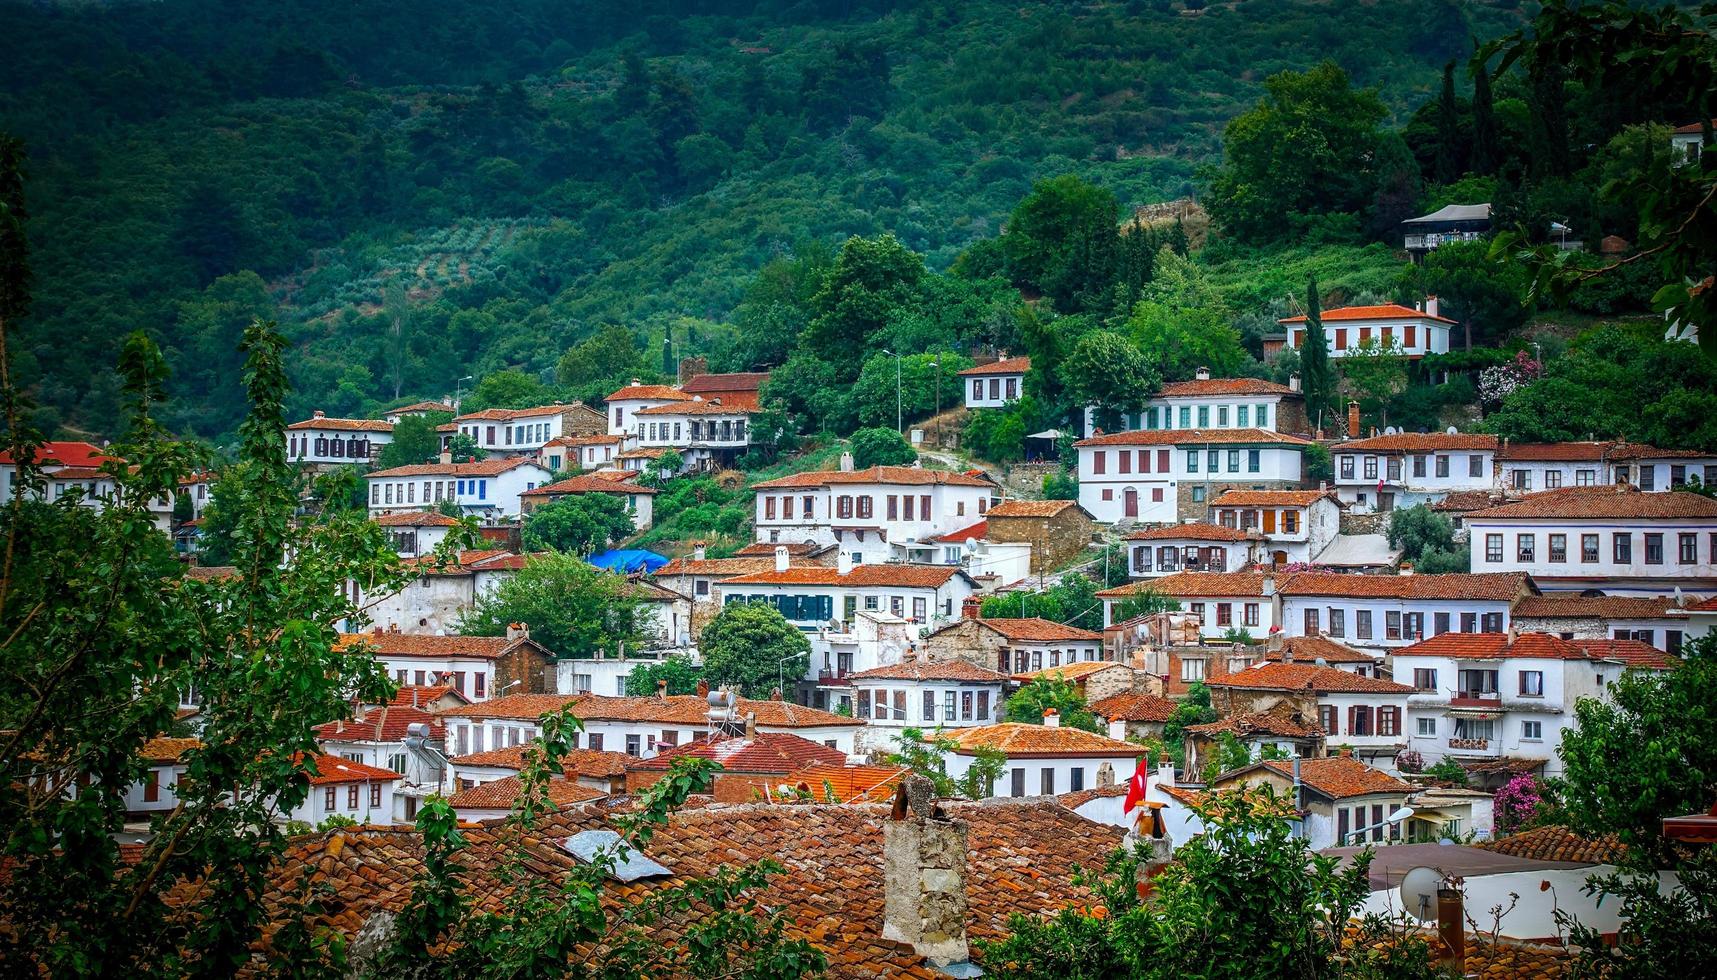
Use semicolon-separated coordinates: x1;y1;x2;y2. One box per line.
965;537;979;552
1446;426;1458;436
1384;426;1397;435
1399;866;1442;922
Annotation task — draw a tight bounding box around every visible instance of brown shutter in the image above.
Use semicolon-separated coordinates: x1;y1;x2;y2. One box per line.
1347;706;1356;737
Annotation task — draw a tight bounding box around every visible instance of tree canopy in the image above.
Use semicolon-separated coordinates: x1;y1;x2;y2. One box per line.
458;553;647;659
520;493;636;556
698;602;811;698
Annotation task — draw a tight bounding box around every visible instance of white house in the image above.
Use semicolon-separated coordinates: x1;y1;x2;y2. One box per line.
1205;662;1414;772
448;403;603;457
717;552;979;633
1672;118;1712;165
1211;755;1414;850
1464;485;1717;595
923;616;1107;676
958;356;1030;409
518;474;657;531
750;460;996;565
1097;570;1275;640
1125;523;1256;577
347;548;526;636
383;401;455;424
1087;370;1309;435
931;520;1034;584
288;753;401;827
1396;631;1675;778
1072;428;1310;524
336;627;556;702
1332;432;1499;513
1279;301;1454;361
1496;441;1717;493
945;712;1142;798
367;455;554;519
1510;593;1694;654
1276;571;1533;652
122;737;200;817
539;434;624;473
1609;445;1717;492
846;657;1009;754
313;685;466;823
285;413;393;466
632;398;754;472
1208;489;1342;565
372;511;459;558
604;381;694;436
446;744;631;798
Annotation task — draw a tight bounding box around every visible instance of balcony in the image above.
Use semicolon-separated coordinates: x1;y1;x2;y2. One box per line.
1449;692;1502;709
816;669;853;687
1150;555;1227;574
1448;737;1490;751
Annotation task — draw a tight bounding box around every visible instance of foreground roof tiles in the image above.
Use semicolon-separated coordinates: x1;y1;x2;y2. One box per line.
1512;593;1683;620
972;617;1103;642
1394;632;1674;666
447;775;605;810
302;753;402;785
449;745;635;779
779;763;909;803
1258;756;1412;800
1477;824;1627;865
985;499;1083;518
1264;636;1379;665
1011;660;1126;683
628;732;847;773
1187;711;1324;740
1465;484;1717;520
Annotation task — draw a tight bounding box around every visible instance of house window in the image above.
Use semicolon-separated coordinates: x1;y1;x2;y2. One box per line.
1434;612;1450;635
1545;471;1563;489
1435;456;1450;478
1244;602;1259;627
370;784;382;807
1197;406;1209;427
1646;533;1665;564
1227;449;1240;472
1680;533;1698;564
1412;455;1427;478
1356;609;1373;639
1548;534;1567;563
1303;608;1320;636
1576;469;1595;486
1010;768;1026;797
1639;465;1657;491
1191;486;1205;503
1340;456;1356;480
1237;405;1249;426
324;787;337;811
1092;451;1107;475
1386;457;1401;482
1386;611;1402;640
1416;717;1437;737
1522;720;1543;740
1469;455;1484;478
347;785;359;809
1363;457;1378;480
1615;533;1633;563
1326;608;1344;637
1413;668;1438;691
1517;534;1535;562
1216;602;1233;627
1180;658;1206;682
1248;450;1260;472
1519;670;1544;696
1485;534;1503;563
944;691;957;722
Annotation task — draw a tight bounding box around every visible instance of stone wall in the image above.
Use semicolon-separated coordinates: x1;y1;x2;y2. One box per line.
494;642;555;695
1339;510;1392;537
986;508;1097;576
922;619;1007;672
1276;398;1312;437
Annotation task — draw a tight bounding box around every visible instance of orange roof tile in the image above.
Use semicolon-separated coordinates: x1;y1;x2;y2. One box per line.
302;753;402;785
1264;636;1378;665
655;556;783;577
985;499;1084;518
719;564;967;588
1280;303;1456;325
1098;570;1270;599
629;732;847;773
1512;593;1684;620
314;701;444;743
1394;632;1594;661
1466;484;1717;520
371;511;461;527
1157;377;1298;397
336;632;534;661
946;722;1142;758
974;617;1103;642
933;520;989;543
439;693;862;728
1125;523;1253;542
286;416;393;433
1335;432;1497;453
453;404;575;422
1257;756;1412;799
447;775;605;810
1569;639;1678;669
388;401;455;414
1011;660;1126;683
1210;489;1339;508
1206;662;1412;694
1275;571;1529;601
520;475;657;496
1431;489;1505;512
140;737;201;764
680;371;769;393
1089;692;1178;723
1074;427;1311;448
635;400;754;416
1188;710;1324;739
543;434;624;447
449;745;635;779
849;659;1009;682
1478;824;1626;865
778;763;909;803
369;457;545;478
957;356;1031;376
604;383;694;402
0;440;117;468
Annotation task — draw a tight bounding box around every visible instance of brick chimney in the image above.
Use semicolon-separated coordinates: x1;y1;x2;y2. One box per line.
882;775;971;968
1347;400;1361;439
506;622;529;643
695;678;709;697
961;595;982;620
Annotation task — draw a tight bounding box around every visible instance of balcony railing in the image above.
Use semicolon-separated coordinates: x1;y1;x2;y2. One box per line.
816;669;853;687
1448;737;1490;751
1147;556;1227;574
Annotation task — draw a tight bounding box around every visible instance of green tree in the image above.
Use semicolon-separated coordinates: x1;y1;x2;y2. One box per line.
624;653;703;696
465;370;555;413
1206;61;1389;243
1339;338;1409;427
887;728;1008;800
699;603;811;697
1302;442;1333;484
639;449;683;488
802;234;925;375
849;427;916;468
1161;682;1218;764
1386;504;1456;562
521;493;636;555
447;432;487;463
556;323;644;390
1126;302;1245;385
1002;175;1121;313
760;352;849;434
851;351;973;430
1043;470;1079;500
1112;587;1179;623
1005;676;1102;733
1058;331;1157;432
1433;61;1463;185
375;412;453;469
1559;850;1717;980
458;553;647;659
1406;240;1531;349
1468;48;1501;177
1298;276;1338;432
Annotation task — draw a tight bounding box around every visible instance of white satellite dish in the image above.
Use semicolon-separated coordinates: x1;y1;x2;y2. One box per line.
1446;426;1458;435
1399;866;1443;922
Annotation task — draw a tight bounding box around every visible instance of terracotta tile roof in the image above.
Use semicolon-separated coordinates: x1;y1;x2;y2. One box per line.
47;466;115;480
1275;571;1529;601
369;457;544;478
1569;639;1678;669
1258;756;1412;800
1207;662;1412;694
447;775;605;810
388;401;455;414
957;356;1031;375
450;746;635;779
192;799;1124;978
1125;522;1252;542
1089;692;1178;723
974;617;1103;642
779;763;910;803
655;556;783;577
520;475;657;496
848;659;1009;682
604;383;694;402
1674;118;1717;134
302;753;402;785
336;632;530;661
1056;785;1130;809
1432;489;1505;512
719;564;967;588
1099;570;1270;599
750;465;993;489
183;565;240;581
1605;442;1712;460
933;520;989;543
1210;489;1339;507
635;399;754;416
680;371;769;393
985;499;1082;518
1466;484;1717;520
1497;441;1615;462
1011;661;1126;683
1157;377;1299;397
286;416;393;433
1265;636;1378;665
400;549;535;576
1691;595;1717;612
140;737;201;764
1280;303;1456;325
314;700;444;744
371;511;461;527
1074;427;1311;448
0;440;116;468
452;404;576;422
1478;824;1627;865
439;693;863;728
1336;432;1498;452
1512;593;1683;620
1187;711;1324;740
629;732;847;773
733;542;827;557
543;434;623;447
946;722;1142;758
1393;632;1591;660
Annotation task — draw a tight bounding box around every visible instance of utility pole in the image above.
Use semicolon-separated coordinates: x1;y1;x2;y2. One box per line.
882;349;903;433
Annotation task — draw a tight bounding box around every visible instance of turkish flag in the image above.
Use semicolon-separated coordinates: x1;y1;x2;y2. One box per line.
1123;754;1151;814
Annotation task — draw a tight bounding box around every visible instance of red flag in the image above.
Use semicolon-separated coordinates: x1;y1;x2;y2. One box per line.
1123;754;1151;814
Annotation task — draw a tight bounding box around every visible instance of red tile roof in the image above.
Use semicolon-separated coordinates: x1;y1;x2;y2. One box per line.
369;457;545;478
371;511;461;527
1280;303;1456;325
985;499;1085;518
635;399;754;416
1210;489;1339;507
1431;489;1505;512
447;775;605;810
1098;570;1270;599
1512;593;1683;620
140;737;201;764
1674;119;1717;134
1089;692;1178;723
719;564;967;588
1256;756;1412;799
520;475;657;496
1157;378;1298;397
449;745;635;779
1496;441;1615;462
973;617;1103;642
947;722;1142;758
400;549;535;576
336;632;534;661
286;416;393;433
314;702;444;743
1264;636;1378;665
1336;432;1498;452
543;434;623;447
1206;662;1412;694
1010;661;1127;683
655;556;783;577
1465;484;1717;520
453;404;576;422
848;659;1009;682
439;693;862;728
679;371;769;393
1275;571;1529;601
1125;523;1252;542
388;401;455;414
933;520;989;543
1606;442;1712;460
1187;711;1324;739
0;440;117;467
604;383;694;402
957;356;1031;376
1478;824;1627;864
778;763;909;803
301;753;402;785
629;732;847;773
1569;639;1678;669
751;465;993;489
1391;632;1672;664
1074;427;1310;448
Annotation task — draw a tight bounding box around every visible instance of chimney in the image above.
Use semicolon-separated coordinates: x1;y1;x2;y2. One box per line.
657;678;668;698
775;545;791;573
837;550;853;575
630;378;641;387
1347;401;1361;439
961;595;982;620
313;410;325;419
743;711;757;740
1195;366;1211;381
1425;295;1440;319
1273;633;1289;660
506;622;528;643
839;451;855;473
693;541;706;561
439;450;453;465
1288;372;1302;393
1399;561;1414;576
1107;717;1127;741
695;678;709;697
883;775;971;968
1043;708;1061;728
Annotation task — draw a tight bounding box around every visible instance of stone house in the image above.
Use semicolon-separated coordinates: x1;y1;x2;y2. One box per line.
1088;691;1179;740
1012;660;1156;704
1203;662;1413;771
922;614;1105;676
981;499;1097;576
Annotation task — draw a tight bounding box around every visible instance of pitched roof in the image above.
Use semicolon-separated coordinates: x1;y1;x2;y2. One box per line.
1335;432;1498;452
368;457;545;478
604;383;694;402
635;399;755;416
140;737;202;764
1264;636;1379;665
933;520;989;543
449;745;635;779
1157;378;1298;397
1431;488;1504;512
286;416;393;432
1098;571;1270;599
679;371;769;393
718;564;967;589
973;617;1103;642
1257;756;1412;800
778;763;909;803
314;701;444;743
1465;484;1717;520
1605;442;1713;460
1187;711;1324;740
1206;662;1412;694
1210;489;1339;508
1275;571;1529;601
1279;303;1456;325
447;775;605;810
848;659;1009;683
520;475;658;496
1089;692;1178;723
302;753;402;785
750;465;993;489
438;693;863;728
388;401;455;414
733;541;829;557
957;356;1031;376
1011;661;1127;683
1393;632;1613;661
1477;824;1627;865
544;434;624;447
401;549;535;576
1496;441;1616;462
0;440;116;467
371;511;461;527
336;632;535;661
985;499;1084;519
654;556;783;577
1512;593;1683;620
1568;639;1679;669
1125;523;1253;542
1074;427;1311;448
945;722;1142;758
629;732;847;773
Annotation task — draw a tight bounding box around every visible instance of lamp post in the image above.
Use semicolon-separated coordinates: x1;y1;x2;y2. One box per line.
930;359;941;419
454;374;474;413
881;349;903;433
778;651;808;703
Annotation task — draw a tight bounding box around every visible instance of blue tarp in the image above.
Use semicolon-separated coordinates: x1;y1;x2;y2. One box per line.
587;549;669;574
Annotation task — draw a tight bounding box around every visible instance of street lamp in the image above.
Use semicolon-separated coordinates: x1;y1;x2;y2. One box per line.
454;375;474;412
778;651;808;702
881;349;903;434
930;359;941;420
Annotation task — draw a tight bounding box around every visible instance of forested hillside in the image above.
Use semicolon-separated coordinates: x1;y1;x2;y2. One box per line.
0;0;1527;441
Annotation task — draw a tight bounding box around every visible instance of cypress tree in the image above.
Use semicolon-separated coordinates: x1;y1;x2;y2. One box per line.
1299;276;1337;433
1435;61;1462;185
1469;48;1501;177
